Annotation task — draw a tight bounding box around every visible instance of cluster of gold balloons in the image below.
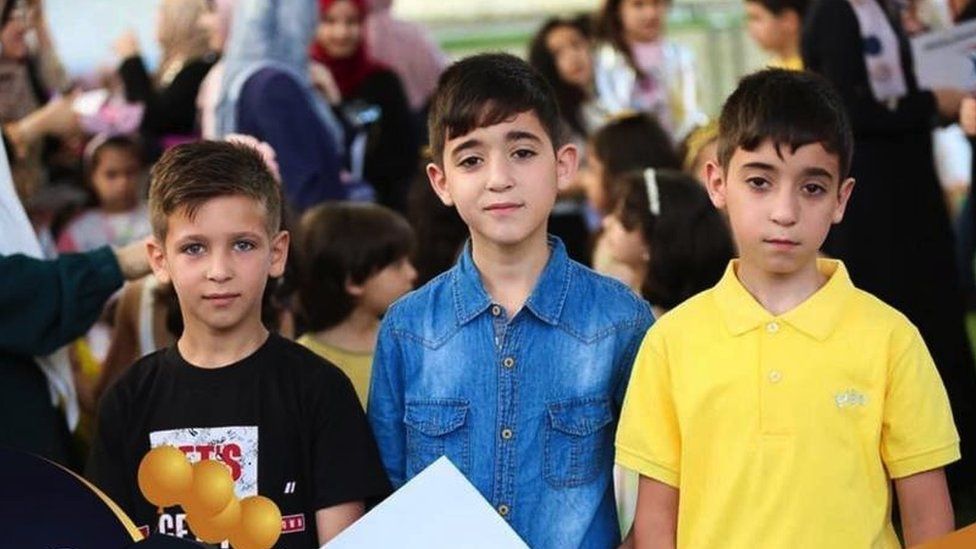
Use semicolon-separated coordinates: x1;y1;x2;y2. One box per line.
137;445;282;548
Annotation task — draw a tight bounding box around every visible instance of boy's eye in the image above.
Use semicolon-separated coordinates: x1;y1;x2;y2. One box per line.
233;240;257;252
181;243;205;255
802;183;827;195
745;176;770;189
457;156;482;169
512;148;537;160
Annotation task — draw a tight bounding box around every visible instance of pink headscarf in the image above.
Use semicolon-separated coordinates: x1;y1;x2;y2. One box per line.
310;0;384;98
365;0;447;110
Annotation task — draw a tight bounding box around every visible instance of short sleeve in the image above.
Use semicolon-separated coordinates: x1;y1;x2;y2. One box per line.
615;327;681;487
881;326;960;479
312;366;392;510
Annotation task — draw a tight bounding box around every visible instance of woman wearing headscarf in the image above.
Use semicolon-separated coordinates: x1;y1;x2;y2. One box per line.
803;0;976;492
214;0;346;212
364;0;446;117
114;0;214;156
0;0;66;198
311;0;418;213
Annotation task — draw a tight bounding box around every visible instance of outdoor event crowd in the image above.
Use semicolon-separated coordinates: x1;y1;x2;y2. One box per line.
4;0;976;546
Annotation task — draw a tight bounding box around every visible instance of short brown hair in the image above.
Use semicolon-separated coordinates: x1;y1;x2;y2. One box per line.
427;53;564;165
149;141;282;240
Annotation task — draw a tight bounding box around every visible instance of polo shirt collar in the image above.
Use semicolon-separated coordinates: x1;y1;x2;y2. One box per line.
714;258;853;341
451;236;571;326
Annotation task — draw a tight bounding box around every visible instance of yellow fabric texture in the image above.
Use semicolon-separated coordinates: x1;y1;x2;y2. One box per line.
297;334;373;407
616;259;959;548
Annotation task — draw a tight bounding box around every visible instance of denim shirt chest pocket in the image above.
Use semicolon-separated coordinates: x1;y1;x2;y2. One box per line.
544;396;614;488
404;399;471;478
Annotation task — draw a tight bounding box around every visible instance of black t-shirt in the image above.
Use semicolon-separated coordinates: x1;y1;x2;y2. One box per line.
86;333;390;547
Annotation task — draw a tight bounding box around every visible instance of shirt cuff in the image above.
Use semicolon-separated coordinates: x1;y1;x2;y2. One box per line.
615;445;680;488
886;441;961;479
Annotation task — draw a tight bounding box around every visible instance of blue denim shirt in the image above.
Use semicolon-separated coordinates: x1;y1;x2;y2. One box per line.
368;237;653;548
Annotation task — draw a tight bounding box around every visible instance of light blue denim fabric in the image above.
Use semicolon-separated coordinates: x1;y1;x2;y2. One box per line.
215;0;344;145
368;237;654;548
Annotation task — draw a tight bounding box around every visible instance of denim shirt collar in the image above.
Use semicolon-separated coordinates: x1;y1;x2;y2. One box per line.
451;236;572;326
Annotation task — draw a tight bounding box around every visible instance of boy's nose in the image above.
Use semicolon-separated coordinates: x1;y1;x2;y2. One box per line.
206;250;234;282
770;191;799;226
485;157;515;192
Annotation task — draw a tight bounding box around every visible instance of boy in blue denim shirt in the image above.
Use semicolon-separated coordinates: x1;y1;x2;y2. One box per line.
367;53;653;548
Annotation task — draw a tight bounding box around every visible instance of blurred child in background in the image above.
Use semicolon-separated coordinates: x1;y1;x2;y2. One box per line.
296;202;416;406
593;0;706;140
57;136;149;253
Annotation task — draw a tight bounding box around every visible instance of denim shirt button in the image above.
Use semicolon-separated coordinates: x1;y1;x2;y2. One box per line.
502;357;515;368
497;504;510;517
501;427;514;440
491;305;502;316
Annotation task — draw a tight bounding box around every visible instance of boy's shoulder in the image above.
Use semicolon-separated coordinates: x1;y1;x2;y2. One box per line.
105;335;354;405
559;260;654;335
382;259;652;346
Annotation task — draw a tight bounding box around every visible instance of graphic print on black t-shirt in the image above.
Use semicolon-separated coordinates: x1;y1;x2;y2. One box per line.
148;426;267;542
86;334;392;549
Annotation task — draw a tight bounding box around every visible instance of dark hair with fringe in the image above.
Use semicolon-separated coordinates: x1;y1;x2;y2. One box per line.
717;68;852;179
296;202;415;331
612;168;734;309
428;52;564;164
744;0;809;18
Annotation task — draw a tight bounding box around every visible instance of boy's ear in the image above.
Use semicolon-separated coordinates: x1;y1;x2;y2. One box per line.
832;177;856;224
345;276;366;297
268;230;290;278
704;160;728;209
426;162;455;207
555;143;580;192
146;236;171;285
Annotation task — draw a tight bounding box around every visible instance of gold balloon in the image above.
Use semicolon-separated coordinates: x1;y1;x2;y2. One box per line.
183;460;235;517
186;496;241;544
228;496;282;549
137;445;192;509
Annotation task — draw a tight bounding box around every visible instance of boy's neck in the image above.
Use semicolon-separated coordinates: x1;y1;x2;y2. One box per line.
735;257;827;316
311;307;379;354
178;317;269;369
774;39;799;64
471;231;551;317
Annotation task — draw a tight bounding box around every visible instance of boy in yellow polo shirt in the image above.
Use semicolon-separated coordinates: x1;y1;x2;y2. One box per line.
616;68;960;548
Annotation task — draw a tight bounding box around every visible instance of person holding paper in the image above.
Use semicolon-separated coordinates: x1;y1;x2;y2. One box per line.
803;0;976;492
367;53;654;549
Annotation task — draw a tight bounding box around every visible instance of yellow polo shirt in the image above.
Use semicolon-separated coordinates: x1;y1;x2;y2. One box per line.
616;259;959;548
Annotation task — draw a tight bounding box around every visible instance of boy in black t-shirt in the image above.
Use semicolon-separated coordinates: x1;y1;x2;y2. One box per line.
87;141;389;547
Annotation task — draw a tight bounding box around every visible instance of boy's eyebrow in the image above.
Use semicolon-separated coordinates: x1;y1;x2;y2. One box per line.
448;130;545;159
449;138;484;159
506;130;543;144
800;166;835;179
741;161;777;172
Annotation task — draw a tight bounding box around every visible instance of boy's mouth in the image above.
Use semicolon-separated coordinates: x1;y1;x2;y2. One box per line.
763;238;800;248
203;293;241;306
484;202;523;214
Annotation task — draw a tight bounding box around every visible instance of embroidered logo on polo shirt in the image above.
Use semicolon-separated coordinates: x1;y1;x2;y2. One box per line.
834;389;867;408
